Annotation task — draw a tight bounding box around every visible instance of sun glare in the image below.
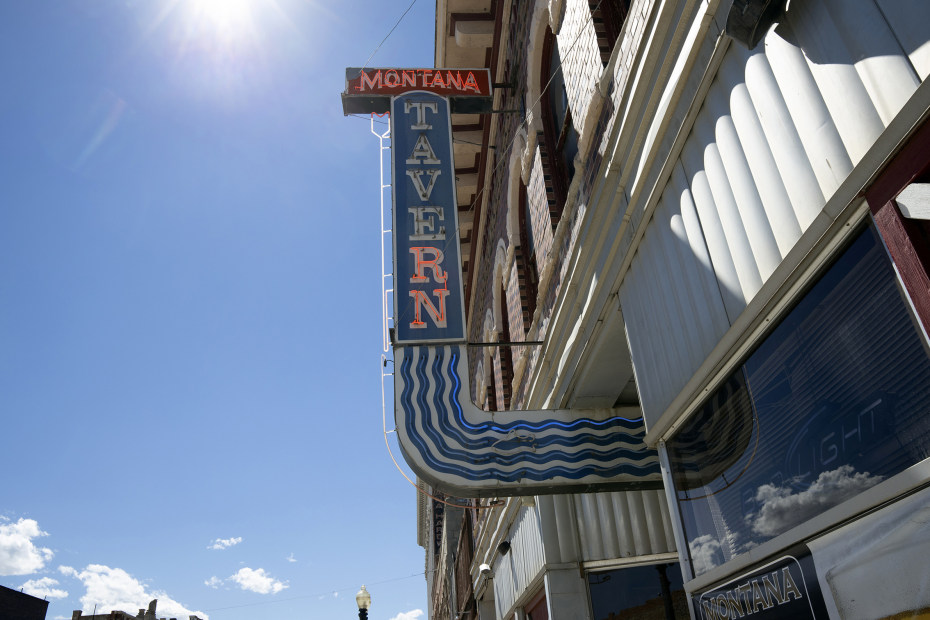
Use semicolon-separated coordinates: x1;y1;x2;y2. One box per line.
189;0;256;39
166;0;295;106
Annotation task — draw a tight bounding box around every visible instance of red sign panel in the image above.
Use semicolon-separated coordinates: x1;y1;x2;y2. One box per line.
345;67;492;98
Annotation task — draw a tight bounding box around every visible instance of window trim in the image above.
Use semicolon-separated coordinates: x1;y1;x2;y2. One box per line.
582;551;681;572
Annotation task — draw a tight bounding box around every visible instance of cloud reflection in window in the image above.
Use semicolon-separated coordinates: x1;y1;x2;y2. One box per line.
746;465;884;537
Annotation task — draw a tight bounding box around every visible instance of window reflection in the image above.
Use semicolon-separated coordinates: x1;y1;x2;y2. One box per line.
588;563;689;620
668;225;930;576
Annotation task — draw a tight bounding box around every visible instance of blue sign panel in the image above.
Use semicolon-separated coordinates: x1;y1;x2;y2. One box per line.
391;92;466;344
694;546;829;619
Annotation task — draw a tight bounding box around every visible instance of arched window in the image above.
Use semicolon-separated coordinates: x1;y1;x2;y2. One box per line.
517;181;539;329
497;279;514;409
481;311;499;412
539;28;579;228
487;368;499;412
590;0;630;64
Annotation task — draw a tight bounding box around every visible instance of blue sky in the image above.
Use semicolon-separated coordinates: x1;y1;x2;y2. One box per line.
0;1;430;618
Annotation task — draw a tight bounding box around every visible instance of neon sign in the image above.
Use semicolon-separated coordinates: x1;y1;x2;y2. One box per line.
392;92;465;344
347;68;491;97
341;68;492;116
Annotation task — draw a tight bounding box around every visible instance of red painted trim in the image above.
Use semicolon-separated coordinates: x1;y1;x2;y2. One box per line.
865;120;930;208
873;201;930;328
868;119;930;331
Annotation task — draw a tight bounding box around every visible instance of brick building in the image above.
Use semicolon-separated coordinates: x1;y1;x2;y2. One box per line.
396;0;930;618
71;599;203;620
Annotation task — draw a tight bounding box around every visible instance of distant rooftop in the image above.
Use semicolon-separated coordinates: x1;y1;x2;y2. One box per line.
71;599;202;620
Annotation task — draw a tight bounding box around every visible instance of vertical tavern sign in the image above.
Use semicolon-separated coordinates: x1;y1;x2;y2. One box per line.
342;67;492;344
391;92;466;343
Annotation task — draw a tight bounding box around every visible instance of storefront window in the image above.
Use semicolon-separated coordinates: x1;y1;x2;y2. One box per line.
525;588;548;620
668;224;930;577
588;563;689;619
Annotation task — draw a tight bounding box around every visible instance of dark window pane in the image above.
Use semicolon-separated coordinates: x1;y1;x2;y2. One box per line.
668;224;930;576
588;563;689;620
546;43;577;189
548;43;567;130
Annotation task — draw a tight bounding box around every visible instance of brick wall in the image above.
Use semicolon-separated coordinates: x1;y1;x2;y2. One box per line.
467;0;654;409
558;0;604;137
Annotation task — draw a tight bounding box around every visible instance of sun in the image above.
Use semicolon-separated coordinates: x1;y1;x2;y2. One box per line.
164;0;275;105
187;0;257;40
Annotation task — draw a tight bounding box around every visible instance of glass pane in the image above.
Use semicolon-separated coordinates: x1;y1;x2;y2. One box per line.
668;225;930;576
548;42;566;130
588;563;689;620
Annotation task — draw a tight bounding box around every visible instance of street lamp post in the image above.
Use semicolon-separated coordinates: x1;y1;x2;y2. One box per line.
356;585;371;620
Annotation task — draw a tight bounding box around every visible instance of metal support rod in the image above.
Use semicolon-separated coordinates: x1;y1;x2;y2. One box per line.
372;113;392;356
467;341;544;347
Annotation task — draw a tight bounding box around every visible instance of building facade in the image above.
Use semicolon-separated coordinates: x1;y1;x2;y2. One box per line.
0;584;49;620
414;0;930;618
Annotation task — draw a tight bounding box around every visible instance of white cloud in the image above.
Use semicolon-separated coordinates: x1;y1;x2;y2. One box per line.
390;611;425;620
21;576;68;599
748;466;884;537
0;517;54;576
204;576;223;589
62;564;208;620
207;536;242;550
229;567;288;594
688;534;725;574
286;553;297;563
